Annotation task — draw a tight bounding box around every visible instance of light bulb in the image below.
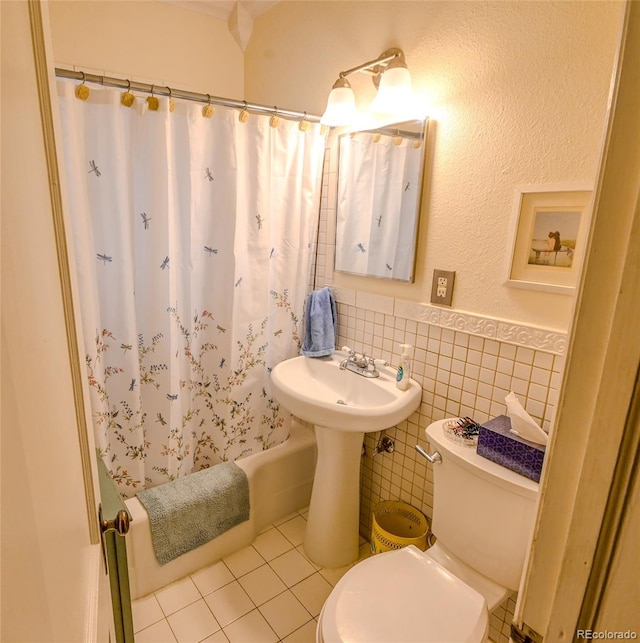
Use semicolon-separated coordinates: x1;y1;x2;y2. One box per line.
370;66;413;114
321;77;357;127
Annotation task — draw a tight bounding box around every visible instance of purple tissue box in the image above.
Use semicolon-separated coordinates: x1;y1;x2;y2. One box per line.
477;415;545;482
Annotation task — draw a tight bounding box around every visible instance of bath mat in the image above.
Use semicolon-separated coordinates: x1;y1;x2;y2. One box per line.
137;462;250;566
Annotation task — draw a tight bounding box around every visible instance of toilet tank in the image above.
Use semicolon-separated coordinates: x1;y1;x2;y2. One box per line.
425;419;539;591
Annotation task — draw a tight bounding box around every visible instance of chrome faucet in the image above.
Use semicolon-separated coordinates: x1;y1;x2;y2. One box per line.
339;347;383;378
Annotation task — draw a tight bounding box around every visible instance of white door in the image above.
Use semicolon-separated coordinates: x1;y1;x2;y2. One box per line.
514;1;640;639
1;1;113;640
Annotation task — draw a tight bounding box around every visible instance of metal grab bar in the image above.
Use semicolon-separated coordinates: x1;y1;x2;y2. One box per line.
415;444;442;464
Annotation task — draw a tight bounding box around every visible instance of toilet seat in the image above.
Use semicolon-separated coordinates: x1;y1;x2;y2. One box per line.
318;545;489;643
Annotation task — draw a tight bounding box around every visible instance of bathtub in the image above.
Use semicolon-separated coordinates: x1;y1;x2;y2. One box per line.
125;420;317;599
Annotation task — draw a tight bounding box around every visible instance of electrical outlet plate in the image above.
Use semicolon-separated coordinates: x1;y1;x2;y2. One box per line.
430;269;455;306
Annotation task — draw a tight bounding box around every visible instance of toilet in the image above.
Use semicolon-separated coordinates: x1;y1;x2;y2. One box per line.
317;418;540;643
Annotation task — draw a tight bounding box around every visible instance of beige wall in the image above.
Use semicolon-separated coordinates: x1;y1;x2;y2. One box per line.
46;0;623;330
48;0;243;95
247;1;623;331
2;2;107;639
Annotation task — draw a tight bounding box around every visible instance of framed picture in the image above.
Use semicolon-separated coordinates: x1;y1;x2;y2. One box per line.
505;184;593;294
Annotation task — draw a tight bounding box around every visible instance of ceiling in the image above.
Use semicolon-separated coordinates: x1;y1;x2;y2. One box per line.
162;0;278;21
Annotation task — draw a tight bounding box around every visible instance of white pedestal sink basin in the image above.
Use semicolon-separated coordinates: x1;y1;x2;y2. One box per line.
270;352;421;567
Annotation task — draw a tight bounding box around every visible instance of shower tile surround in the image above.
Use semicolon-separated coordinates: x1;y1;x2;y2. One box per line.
307;141;566;643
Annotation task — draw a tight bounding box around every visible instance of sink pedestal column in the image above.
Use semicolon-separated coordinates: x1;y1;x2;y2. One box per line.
304;427;363;568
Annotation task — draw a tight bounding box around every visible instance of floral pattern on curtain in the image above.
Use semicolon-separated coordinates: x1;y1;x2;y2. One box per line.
57;81;325;497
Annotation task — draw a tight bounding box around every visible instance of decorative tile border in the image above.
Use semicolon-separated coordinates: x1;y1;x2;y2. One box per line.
331;286;568;355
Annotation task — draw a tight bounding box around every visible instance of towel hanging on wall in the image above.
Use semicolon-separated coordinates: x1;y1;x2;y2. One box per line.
301;287;337;357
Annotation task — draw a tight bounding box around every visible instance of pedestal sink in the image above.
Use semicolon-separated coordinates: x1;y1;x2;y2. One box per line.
270;352;421;567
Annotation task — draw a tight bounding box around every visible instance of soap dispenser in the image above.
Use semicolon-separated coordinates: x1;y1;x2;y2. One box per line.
396;344;413;390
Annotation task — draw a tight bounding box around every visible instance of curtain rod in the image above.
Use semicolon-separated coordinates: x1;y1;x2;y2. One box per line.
55;68;322;122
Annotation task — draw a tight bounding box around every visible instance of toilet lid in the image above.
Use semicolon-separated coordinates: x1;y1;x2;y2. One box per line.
320;545;488;643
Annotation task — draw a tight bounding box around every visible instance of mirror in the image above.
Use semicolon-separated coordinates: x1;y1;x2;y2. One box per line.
334;118;428;282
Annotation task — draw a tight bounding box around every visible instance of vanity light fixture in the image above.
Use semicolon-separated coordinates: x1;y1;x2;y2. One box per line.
321;48;414;127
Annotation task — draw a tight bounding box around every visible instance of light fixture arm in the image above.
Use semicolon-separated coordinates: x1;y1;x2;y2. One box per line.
337;48;405;80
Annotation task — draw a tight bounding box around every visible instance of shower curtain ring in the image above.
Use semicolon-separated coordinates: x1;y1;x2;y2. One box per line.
121;78;135;108
147;84;159;111
269;106;280;129
167;86;175;112
203;94;215;118
298;110;310;132
75;71;90;101
239;100;249;123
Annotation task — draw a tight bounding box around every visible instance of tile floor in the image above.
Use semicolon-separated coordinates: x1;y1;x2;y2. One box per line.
132;507;371;643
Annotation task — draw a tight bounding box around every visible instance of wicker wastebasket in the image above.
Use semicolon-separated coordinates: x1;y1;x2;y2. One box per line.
371;501;429;555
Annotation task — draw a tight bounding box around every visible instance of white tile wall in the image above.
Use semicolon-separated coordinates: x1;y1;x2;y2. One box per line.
309;138;564;643
344;304;560;642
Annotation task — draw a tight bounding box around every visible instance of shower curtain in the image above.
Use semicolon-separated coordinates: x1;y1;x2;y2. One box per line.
57;81;325;496
334;130;421;281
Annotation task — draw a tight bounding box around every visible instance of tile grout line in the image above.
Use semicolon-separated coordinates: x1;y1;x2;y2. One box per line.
135;508;331;642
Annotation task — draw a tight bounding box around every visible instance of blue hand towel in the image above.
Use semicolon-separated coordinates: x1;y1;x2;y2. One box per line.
301;287;337;357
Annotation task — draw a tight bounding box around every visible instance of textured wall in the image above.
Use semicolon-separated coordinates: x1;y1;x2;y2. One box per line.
47;0;623;330
262;6;623;638
247;1;623;331
48;0;244;96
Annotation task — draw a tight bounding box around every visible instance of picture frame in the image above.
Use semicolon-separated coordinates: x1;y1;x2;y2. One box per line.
505;184;593;294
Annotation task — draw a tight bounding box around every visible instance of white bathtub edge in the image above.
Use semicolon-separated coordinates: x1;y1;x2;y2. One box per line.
125;420;317;599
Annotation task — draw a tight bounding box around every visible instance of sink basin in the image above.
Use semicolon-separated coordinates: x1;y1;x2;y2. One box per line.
270;351;422;568
270;352;421;432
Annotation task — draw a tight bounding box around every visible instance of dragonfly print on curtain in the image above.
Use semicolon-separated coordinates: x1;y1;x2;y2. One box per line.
57;81;325;497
